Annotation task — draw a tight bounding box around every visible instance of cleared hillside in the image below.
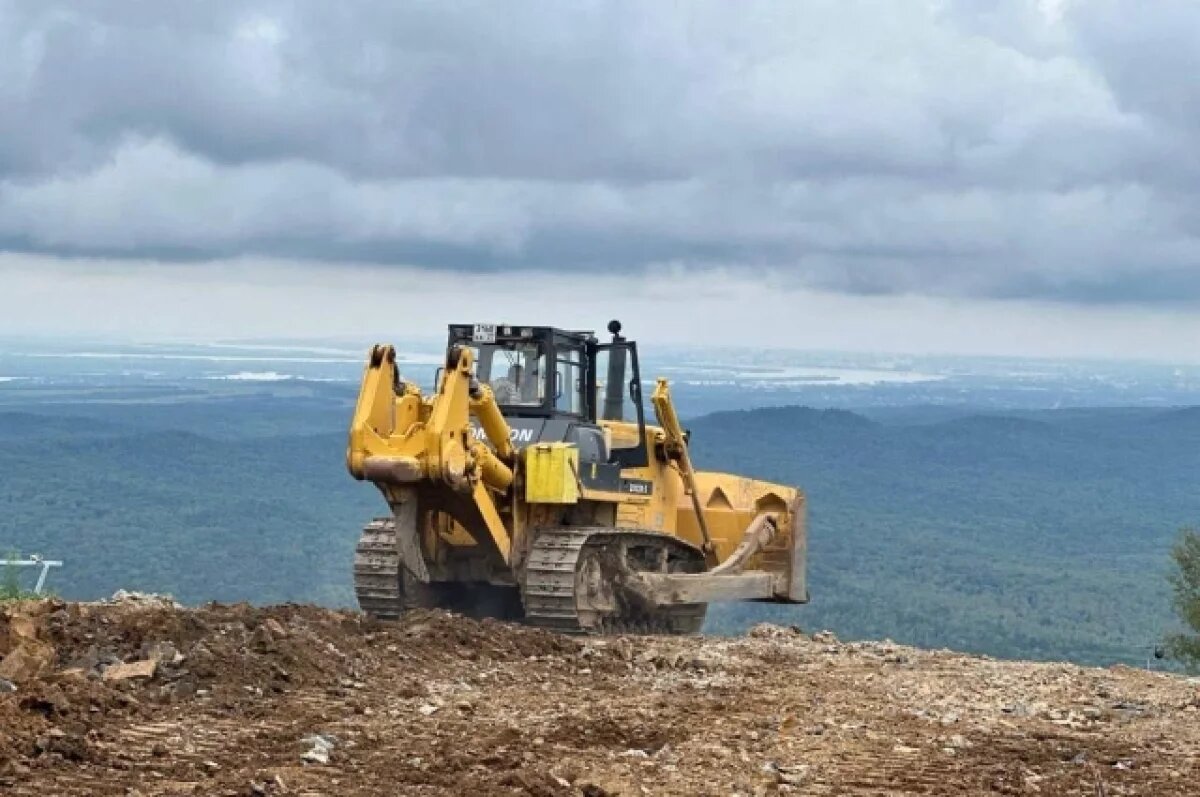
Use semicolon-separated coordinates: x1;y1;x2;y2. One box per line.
2;598;1198;796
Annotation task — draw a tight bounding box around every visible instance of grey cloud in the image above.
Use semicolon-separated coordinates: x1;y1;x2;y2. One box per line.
0;0;1199;303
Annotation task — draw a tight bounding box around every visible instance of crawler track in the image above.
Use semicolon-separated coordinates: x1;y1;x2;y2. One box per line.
353;518;405;620
522;527;708;634
358;520;707;633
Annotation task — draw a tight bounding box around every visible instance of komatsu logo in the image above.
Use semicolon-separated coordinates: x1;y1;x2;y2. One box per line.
471;425;535;443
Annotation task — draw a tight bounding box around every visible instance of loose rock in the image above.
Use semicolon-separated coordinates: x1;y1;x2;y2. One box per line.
301;734;337;765
0;641;54;683
101;659;158;682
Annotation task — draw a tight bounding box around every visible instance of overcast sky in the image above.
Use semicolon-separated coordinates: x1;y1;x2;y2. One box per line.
1;1;1199;360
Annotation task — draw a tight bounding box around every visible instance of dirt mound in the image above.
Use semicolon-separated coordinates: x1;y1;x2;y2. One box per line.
1;599;360;769
0;599;584;788
2;602;1199;795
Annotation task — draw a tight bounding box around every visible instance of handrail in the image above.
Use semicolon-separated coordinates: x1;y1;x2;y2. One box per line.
1;556;63;594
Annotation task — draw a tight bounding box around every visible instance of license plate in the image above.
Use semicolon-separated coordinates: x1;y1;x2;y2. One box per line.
472;323;497;343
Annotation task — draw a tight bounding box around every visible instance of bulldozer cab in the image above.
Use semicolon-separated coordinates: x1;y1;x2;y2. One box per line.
447;321;649;467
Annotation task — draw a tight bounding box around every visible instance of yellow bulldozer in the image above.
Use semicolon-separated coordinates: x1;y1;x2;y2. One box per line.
346;321;807;633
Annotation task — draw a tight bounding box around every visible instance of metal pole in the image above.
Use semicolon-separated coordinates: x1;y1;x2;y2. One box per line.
0;557;63;595
34;562;51;594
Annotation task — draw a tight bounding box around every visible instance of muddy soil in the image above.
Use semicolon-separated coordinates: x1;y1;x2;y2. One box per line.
2;599;1198;796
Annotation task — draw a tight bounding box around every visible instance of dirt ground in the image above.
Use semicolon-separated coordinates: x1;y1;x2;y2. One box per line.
2;597;1199;796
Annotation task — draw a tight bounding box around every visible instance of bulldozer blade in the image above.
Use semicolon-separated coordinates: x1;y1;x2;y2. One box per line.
632;570;780;605
625;506;803;607
391;490;430;584
780;494;808;603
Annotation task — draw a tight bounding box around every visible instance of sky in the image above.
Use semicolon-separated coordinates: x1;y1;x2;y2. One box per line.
1;1;1199;361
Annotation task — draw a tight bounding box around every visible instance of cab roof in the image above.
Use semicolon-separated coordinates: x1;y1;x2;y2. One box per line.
448;323;596;342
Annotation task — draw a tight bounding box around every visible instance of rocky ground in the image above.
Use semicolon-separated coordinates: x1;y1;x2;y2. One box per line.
1;597;1198;796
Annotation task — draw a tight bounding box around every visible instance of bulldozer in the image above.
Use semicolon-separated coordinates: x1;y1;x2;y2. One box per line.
346;321;807;634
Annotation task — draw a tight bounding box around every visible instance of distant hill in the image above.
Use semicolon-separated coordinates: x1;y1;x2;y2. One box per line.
693;405;1200;665
0;415;376;607
1148;405;1200;429
0;411;130;441
2;398;1198;666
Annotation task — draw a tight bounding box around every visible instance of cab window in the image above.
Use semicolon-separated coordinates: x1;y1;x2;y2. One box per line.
554;345;585;414
593;347;638;422
592;345;645;463
474;342;545;406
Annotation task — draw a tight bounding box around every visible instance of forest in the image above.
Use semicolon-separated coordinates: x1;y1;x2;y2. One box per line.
2;395;1197;666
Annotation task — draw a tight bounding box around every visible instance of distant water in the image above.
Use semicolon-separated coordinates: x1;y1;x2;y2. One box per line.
1;337;1198;412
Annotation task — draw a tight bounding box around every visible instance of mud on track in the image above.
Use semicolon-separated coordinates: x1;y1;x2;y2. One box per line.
2;598;1199;796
